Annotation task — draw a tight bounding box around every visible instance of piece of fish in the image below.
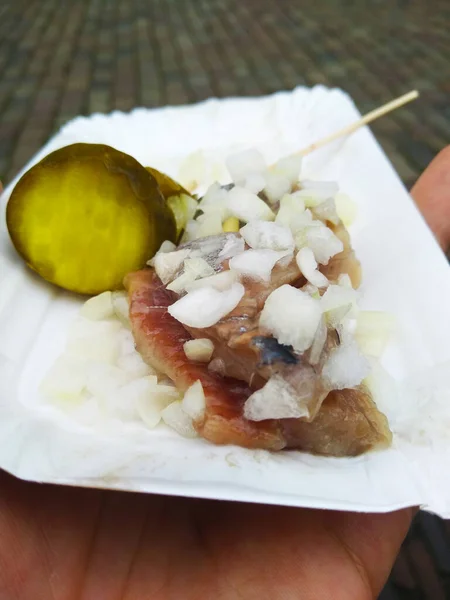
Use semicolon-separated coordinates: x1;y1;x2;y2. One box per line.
125;269;392;456
125;269;285;450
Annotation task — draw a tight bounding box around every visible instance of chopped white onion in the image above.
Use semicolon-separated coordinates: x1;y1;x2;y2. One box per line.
116;352;156;378
218;235;245;260
166;257;215;294
296;247;329;288
153;248;191;284
226;186;275;222
226;149;266;184
244;375;309;421
183;339;214;362
335;192;357;227
66;324;121;364
229;249;291;282
80;292;114;321
321;284;357;313
263;172;292;205
303;225;344;265
259;285;322;352
161;400;198;438
321;283;357;327
39;356;87;402
338;273;353;288
242;172;266;194
182;380;206;420
196;211;224;238
355;311;395;358
185;269;238;292
168;283;245;328
112;291;130;328
85;363;134;399
134;378;180;428
299;180;339;204
276;193;306;229
271;155;302;185
240;221;294;252
312;198;340;226
309;317;328;365
322;341;370;390
147;240;177;267
180;219;200;243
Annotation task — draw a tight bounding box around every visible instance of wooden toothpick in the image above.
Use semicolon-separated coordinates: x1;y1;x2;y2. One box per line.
297;89;419;157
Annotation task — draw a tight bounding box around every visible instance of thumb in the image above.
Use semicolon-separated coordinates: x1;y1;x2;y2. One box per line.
411;146;450;253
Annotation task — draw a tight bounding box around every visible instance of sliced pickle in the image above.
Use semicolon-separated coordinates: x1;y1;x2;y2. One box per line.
6;143;176;295
145;166;191;199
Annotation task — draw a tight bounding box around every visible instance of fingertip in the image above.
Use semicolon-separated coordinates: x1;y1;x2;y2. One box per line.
411;145;450;253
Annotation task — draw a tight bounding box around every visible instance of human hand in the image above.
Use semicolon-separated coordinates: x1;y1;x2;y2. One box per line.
0;147;449;600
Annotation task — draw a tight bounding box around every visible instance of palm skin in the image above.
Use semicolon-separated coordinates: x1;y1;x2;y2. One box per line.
1;146;449;600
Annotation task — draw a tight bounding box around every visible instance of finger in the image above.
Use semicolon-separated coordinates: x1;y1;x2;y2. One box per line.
411;145;450;253
326;506;416;598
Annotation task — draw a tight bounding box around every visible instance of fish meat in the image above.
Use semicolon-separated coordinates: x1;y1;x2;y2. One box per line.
125;269;392;456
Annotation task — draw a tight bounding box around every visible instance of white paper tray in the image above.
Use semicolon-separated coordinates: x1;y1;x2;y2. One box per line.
2;85;450;516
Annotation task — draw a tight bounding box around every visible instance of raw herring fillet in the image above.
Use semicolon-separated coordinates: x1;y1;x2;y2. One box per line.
125;269;392;456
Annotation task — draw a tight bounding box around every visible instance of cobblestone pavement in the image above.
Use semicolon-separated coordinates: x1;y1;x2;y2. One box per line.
1;1;450;598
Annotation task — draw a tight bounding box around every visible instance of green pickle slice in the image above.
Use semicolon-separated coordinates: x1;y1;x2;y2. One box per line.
6;143;177;295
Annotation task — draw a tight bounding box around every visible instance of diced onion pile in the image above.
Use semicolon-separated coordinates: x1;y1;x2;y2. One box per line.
39;291;201;436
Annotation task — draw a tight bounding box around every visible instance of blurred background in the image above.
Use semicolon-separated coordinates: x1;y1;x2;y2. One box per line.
1;0;450;597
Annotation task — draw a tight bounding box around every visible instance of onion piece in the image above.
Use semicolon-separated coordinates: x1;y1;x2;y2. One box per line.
183;339;214;362
303;225;344;265
271;155;302;185
161;400;198;438
240;221;294;251
244;375;309;421
226;186;275;222
218;235;245;261
134;379;180;428
112;291;130;328
66;325;121;364
166;257;215;293
321;284;357;313
185;269;238;293
242;172;266;194
263;172;292;205
309;317;328;365
147;240;177;267
298;180;339;206
276;193;306;229
322;341;370;390
116;352;156;378
196;211;224;238
153;248;191;284
182;380;206;420
335;192;357;227
39;356;87;402
296;247;329;288
226;149;266;184
80;292;114;321
312;198;340;226
85;363;134;399
355;311;396;357
168;283;245;328
229;249;291;282
259;285;322;352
